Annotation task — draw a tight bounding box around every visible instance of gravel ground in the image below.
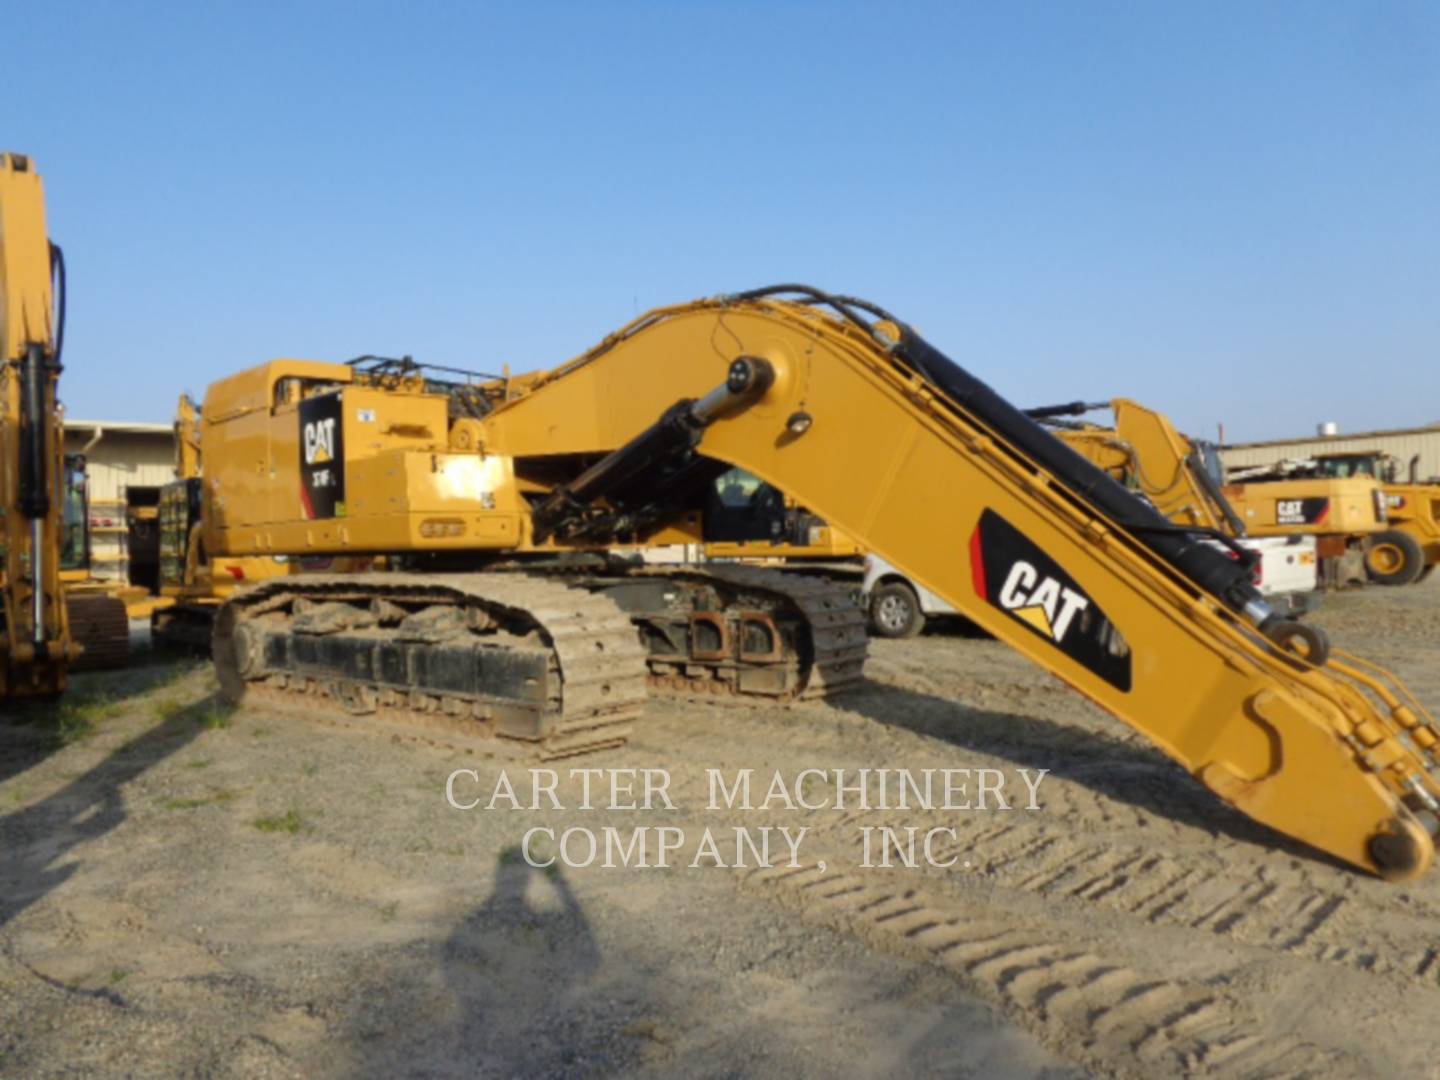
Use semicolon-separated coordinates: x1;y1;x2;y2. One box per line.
3;577;1439;1077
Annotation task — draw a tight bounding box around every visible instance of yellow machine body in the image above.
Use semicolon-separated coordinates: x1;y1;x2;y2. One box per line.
186;292;1440;880
1223;477;1387;537
701;473;867;563
704;528;865;562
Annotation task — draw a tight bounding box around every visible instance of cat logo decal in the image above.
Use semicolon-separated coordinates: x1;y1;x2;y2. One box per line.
969;509;1131;691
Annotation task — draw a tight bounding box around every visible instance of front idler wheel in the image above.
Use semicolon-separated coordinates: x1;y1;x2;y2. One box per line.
212;603;260;706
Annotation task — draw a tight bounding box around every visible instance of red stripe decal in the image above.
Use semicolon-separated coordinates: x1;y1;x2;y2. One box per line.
969;524;988;599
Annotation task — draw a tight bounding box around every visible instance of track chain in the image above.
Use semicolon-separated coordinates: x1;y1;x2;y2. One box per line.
218;572;648;760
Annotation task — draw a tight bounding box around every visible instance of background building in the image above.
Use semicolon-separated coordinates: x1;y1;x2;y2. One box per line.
63;419;176;591
1223;424;1440;482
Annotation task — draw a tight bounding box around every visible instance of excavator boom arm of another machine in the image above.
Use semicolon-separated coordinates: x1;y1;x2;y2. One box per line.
479;287;1440;880
0;152;72;698
0;153;128;699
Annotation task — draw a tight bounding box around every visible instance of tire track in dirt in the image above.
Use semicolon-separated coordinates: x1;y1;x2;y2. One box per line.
736;858;1352;1078
791;635;1440;990
720;782;1440;991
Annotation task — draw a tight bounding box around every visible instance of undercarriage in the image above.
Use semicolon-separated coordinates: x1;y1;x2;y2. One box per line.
212;564;867;759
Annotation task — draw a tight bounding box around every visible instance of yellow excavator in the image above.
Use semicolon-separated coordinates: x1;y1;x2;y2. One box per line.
164;286;1440;881
0;153;127;701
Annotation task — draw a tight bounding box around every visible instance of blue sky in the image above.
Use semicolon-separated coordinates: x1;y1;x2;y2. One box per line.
9;2;1438;442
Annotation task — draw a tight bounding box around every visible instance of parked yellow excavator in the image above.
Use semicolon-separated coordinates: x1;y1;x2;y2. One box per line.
164;285;1440;880
0;153;128;701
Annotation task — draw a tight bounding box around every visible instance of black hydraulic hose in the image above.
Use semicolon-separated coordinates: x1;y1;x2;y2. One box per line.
49;242;66;369
1023;401;1109;421
729;285;878;337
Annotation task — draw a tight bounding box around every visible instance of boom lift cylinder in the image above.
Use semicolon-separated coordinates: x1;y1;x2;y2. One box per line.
533;356;774;541
19;343;53;644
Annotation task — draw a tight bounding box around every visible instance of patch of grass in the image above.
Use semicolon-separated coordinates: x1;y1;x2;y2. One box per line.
108;968;129;986
621;1019;670;1045
151;696;187;722
186;758;213;770
253;808;304;835
156;789;234;811
379;901;399;923
195;705;232;730
152;698;185;721
250;726;269;737
300;762;319;778
157;796;212;811
31;692;125;746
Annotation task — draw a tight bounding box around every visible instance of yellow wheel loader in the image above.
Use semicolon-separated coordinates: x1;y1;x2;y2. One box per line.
164;285;1440;880
0;153;127;701
1277;450;1439;587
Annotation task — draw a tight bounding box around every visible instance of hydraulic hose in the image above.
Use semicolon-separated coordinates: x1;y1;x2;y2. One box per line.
49;242;66;369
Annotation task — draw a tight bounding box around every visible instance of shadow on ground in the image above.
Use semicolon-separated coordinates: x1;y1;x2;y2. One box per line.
341;857;1047;1079
343;859;616;1077
0;683;225;928
1;662;201;786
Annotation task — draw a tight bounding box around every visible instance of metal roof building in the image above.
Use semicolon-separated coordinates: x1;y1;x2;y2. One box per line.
1222;424;1440;482
63;419;176;590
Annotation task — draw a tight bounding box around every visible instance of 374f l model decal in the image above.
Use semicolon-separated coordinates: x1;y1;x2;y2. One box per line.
299;393;345;520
